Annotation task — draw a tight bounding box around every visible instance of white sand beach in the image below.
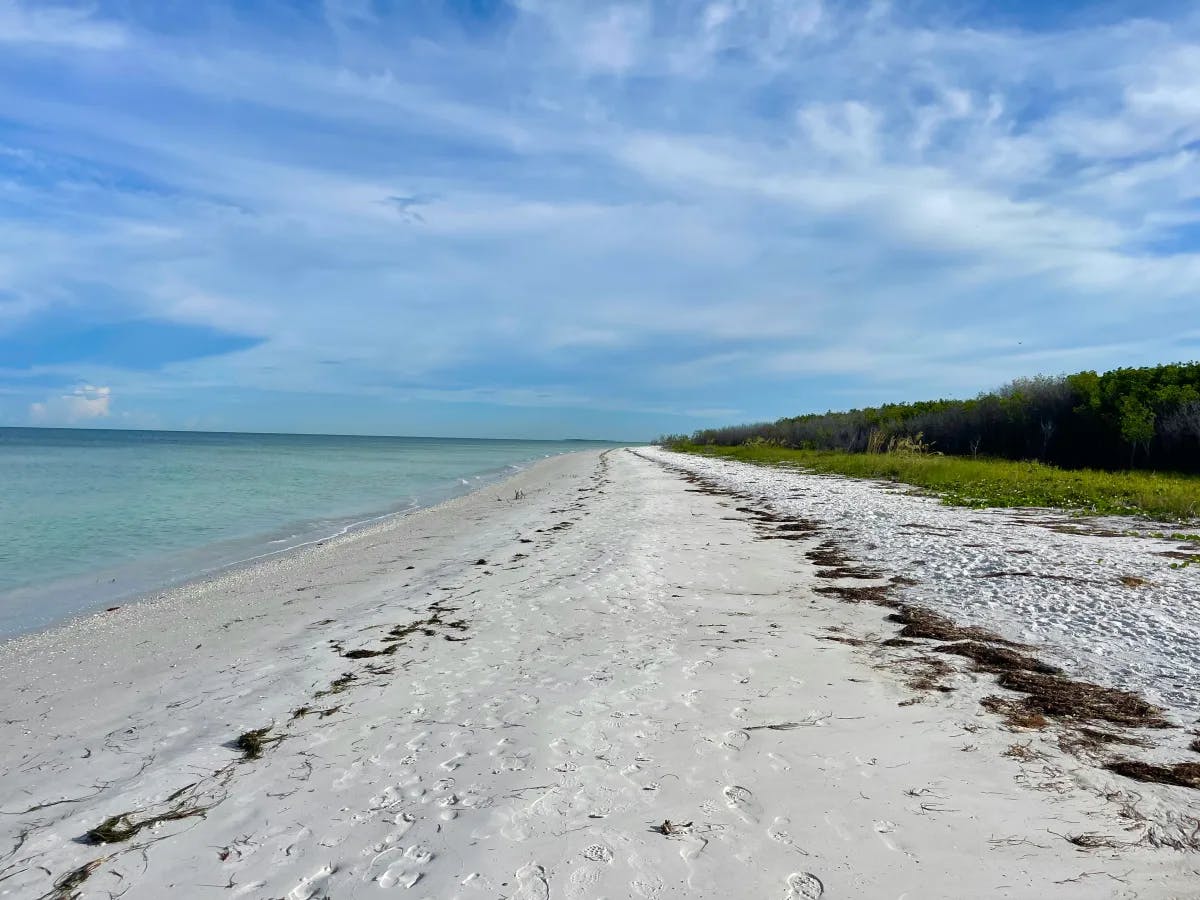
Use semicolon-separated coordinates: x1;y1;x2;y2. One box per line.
2;448;1198;899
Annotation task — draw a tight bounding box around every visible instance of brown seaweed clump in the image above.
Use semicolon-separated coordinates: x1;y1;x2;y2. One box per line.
933;641;1061;676
1105;760;1200;789
45;858;105;898
813;584;893;605
234;725;282;760
887;605;1017;645
994;670;1172;729
84;785;210;845
979;696;1050;730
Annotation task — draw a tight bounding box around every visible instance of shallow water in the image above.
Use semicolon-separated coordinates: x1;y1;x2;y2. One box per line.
0;428;612;636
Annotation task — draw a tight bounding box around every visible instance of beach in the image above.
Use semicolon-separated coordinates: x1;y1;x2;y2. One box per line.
2;447;1198;899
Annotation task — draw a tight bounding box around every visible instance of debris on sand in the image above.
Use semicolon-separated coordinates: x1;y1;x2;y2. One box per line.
84;783;213;845
1106;760;1200;790
994;670;1172;729
656;819;693;835
933;641;1061;676
234;725;282;760
887;605;1017;645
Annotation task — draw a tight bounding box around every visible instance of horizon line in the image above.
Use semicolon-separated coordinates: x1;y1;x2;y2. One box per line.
1;424;640;444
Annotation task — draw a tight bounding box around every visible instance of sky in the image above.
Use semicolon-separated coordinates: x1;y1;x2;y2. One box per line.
1;0;1199;440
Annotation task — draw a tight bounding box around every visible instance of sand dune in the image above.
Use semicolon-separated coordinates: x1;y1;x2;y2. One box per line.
2;448;1196;899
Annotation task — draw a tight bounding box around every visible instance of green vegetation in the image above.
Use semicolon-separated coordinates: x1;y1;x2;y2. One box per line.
671;443;1200;522
669;361;1200;473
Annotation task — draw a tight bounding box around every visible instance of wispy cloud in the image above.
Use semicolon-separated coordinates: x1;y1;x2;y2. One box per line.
0;1;125;49
0;1;1197;437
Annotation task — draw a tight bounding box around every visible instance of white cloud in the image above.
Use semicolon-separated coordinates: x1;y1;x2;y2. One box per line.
797;101;882;162
0;1;126;49
30;384;113;424
579;6;647;74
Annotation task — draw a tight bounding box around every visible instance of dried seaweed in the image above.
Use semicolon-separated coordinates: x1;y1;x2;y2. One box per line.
994;670;1172;729
813;584;893;605
1106;760;1200;789
234;726;282;760
39;858;104;900
934;641;1061;675
980;696;1050;730
887;605;1017;645
84;783;211;845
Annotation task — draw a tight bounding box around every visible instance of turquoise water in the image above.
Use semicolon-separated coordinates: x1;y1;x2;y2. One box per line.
0;428;612;637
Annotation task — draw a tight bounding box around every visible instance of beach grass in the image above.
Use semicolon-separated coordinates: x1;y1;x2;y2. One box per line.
669;443;1200;522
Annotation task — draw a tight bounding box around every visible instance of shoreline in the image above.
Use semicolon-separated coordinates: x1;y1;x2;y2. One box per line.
2;447;1196;899
0;450;570;644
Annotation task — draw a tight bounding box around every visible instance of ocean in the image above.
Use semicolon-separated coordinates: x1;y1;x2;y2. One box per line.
0;428;614;638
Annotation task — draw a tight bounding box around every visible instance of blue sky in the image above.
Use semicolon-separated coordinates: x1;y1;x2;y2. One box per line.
1;0;1198;440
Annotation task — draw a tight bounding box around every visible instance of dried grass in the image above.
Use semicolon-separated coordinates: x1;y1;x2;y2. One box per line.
1002;741;1046;762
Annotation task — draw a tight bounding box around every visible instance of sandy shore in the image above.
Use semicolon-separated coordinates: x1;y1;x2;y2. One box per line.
2;448;1197;899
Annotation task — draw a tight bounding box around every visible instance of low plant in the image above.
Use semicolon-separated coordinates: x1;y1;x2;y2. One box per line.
670;444;1200;522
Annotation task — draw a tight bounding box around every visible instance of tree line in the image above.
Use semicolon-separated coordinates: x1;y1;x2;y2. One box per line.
668;362;1200;473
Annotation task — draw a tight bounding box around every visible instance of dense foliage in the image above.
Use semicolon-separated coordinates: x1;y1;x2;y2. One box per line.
670;363;1200;473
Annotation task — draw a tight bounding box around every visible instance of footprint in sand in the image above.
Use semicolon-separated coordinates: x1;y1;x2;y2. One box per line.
683;659;714;679
513;862;550;900
823;811;852;842
723;784;763;822
873;819;899;851
441;752;468;771
721;729;750;752
289;864;337;900
629;857;665;899
874;819;918;860
378;845;433;889
582;843;614;862
569;862;603;897
784;872;824;899
502;812;533;842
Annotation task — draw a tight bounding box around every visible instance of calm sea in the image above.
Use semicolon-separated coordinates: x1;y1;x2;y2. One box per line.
0;428;613;638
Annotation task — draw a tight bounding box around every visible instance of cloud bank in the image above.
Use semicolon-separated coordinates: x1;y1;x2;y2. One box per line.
30;384;112;424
